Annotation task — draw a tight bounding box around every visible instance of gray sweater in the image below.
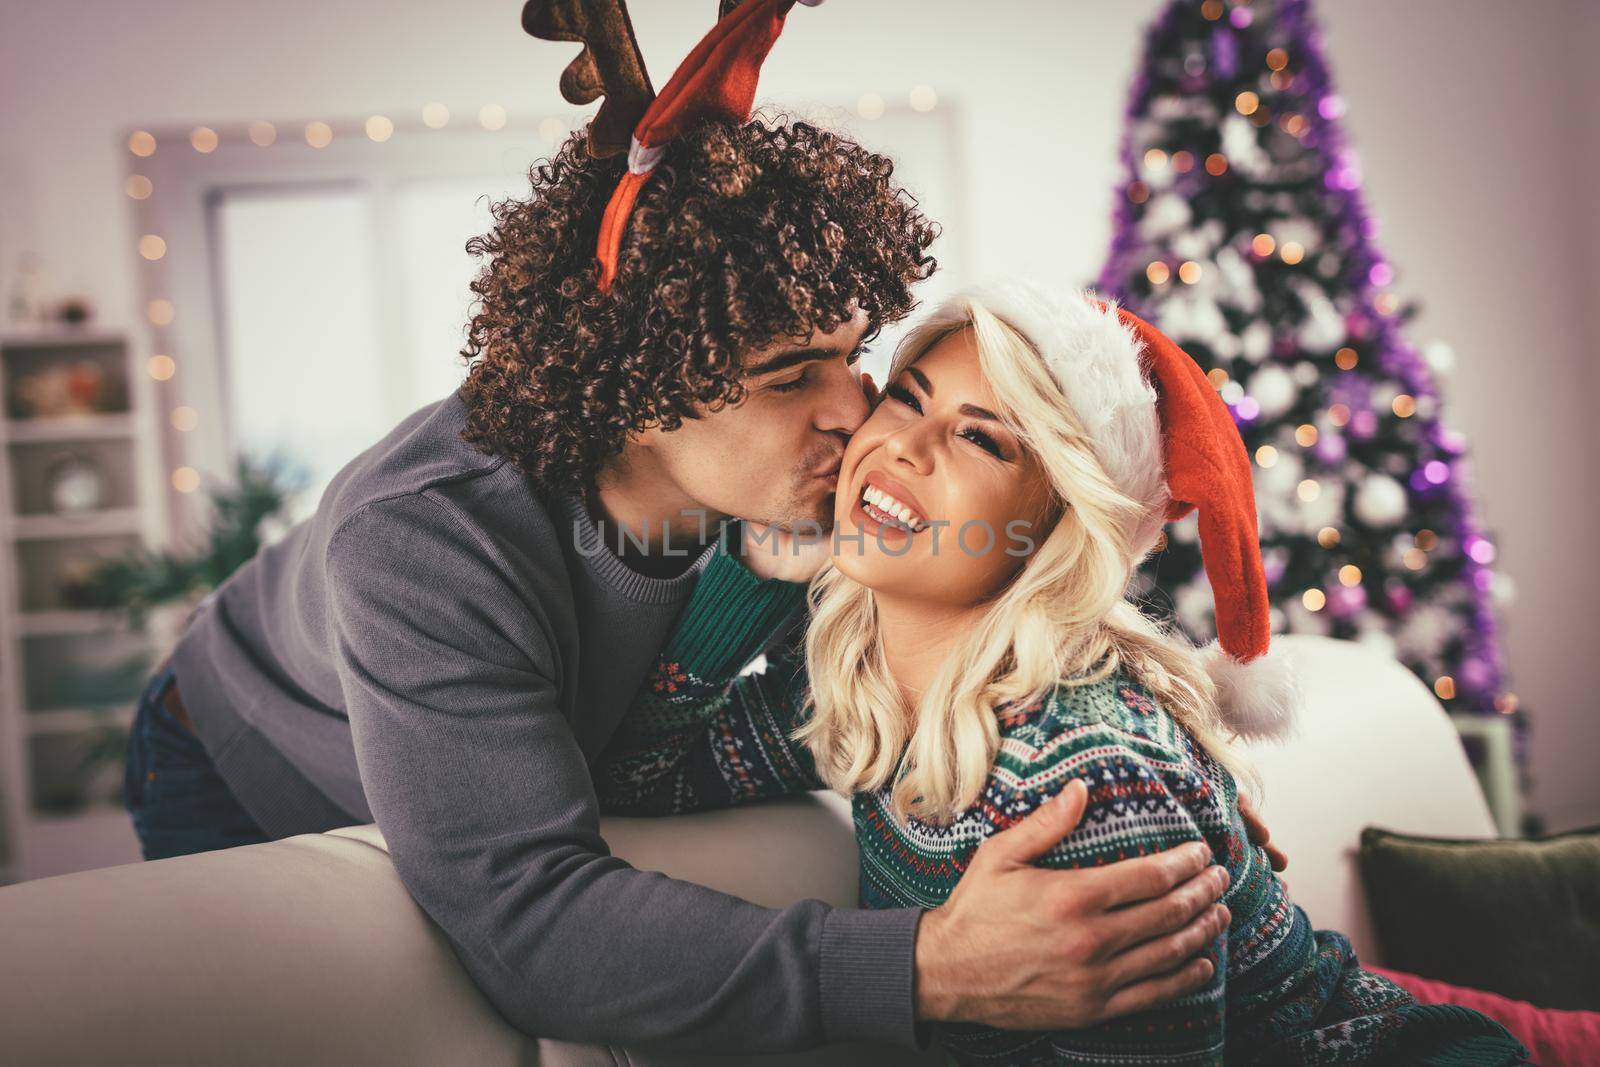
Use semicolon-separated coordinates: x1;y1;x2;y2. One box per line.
167;388;928;1053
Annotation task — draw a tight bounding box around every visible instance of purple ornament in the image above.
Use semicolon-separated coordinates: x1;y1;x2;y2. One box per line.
1349;409;1378;439
1385;582;1413;615
1263;552;1288;588
1314;432;1348;465
1327;583;1368;619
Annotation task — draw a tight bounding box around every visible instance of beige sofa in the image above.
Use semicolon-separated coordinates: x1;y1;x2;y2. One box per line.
0;635;1497;1066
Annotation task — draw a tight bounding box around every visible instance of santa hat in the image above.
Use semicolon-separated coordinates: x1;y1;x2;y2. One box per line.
967;280;1301;741
525;0;823;291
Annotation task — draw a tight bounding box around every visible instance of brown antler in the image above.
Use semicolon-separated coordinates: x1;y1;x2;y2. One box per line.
522;0;654;158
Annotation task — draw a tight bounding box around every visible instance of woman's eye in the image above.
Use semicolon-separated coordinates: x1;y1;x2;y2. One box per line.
770;370;809;394
959;426;1006;459
884;382;922;412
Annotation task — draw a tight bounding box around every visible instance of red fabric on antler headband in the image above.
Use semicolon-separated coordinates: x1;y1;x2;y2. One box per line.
594;0;816;289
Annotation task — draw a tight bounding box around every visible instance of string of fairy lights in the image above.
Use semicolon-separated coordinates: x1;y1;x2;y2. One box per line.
124;86;940;509
126;105;571;501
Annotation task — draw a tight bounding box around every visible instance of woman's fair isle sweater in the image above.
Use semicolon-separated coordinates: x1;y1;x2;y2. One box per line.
596;549;1531;1067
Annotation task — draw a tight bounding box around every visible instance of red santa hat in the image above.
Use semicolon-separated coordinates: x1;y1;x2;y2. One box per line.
968;280;1301;740
525;0;823;291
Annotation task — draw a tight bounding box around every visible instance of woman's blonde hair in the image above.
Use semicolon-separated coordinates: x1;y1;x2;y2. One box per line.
791;293;1258;824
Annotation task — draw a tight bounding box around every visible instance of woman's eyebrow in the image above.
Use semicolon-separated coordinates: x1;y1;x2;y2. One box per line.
903;366;1003;423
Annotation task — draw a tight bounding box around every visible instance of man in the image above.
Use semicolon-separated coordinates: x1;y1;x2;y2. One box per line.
132;117;1269;1054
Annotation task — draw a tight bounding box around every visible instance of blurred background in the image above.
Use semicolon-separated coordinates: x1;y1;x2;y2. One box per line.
0;0;1595;882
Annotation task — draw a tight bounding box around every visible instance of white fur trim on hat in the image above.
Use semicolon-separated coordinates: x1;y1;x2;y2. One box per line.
964;280;1168;556
1200;639;1301;741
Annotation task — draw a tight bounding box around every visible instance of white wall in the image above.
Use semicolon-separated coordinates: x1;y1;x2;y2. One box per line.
1;0;1595;830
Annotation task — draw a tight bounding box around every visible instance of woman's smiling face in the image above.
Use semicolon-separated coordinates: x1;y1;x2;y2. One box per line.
832;325;1057;605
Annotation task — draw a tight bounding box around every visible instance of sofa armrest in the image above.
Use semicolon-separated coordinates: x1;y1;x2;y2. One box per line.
0;791;943;1066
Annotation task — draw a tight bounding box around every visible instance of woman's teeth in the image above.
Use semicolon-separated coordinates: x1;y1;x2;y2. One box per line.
861;485;926;532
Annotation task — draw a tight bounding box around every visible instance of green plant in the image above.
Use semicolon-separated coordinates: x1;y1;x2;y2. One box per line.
66;450;309;627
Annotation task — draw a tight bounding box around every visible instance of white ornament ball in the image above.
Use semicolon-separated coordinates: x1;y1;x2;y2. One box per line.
1171;232;1212;262
1257;449;1305;498
1247;364;1297;421
1354;474;1408;527
1241;321;1272;364
1298;479;1345;530
1142;193;1192;235
1298;303;1346;352
1423;340;1456;375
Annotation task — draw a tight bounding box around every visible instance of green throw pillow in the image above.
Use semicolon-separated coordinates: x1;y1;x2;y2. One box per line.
1358;824;1600;1011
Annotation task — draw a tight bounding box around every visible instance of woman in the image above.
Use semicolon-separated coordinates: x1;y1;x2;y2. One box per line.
595;282;1530;1066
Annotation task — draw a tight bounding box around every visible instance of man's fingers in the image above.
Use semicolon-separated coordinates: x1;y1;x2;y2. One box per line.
985;780;1088;865
1265;841;1289;872
1100;957;1216;1022
1098;863;1229;956
1105;901;1229;989
1084;840;1214;908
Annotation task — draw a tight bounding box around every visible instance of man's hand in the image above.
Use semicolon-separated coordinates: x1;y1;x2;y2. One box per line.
1237;793;1288;872
913;779;1231;1030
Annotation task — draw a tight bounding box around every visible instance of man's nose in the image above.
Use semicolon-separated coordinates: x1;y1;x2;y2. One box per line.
816;361;872;435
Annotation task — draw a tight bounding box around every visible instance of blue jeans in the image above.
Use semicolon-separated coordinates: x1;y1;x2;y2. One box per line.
123;661;271;860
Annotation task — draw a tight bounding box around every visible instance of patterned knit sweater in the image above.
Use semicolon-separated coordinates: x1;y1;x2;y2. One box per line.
597;548;1531;1067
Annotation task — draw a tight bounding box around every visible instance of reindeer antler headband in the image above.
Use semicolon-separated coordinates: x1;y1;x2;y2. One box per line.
524;0;823;290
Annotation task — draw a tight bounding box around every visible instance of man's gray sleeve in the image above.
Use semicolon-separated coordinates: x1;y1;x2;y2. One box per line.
325;492;931;1053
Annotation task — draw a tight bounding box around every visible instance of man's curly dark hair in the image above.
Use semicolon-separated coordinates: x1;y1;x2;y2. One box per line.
456;115;939;492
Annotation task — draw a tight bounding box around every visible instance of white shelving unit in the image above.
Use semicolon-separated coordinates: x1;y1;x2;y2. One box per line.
0;327;166;883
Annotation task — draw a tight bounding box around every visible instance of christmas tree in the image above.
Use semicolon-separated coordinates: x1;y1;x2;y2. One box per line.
1098;0;1517;733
